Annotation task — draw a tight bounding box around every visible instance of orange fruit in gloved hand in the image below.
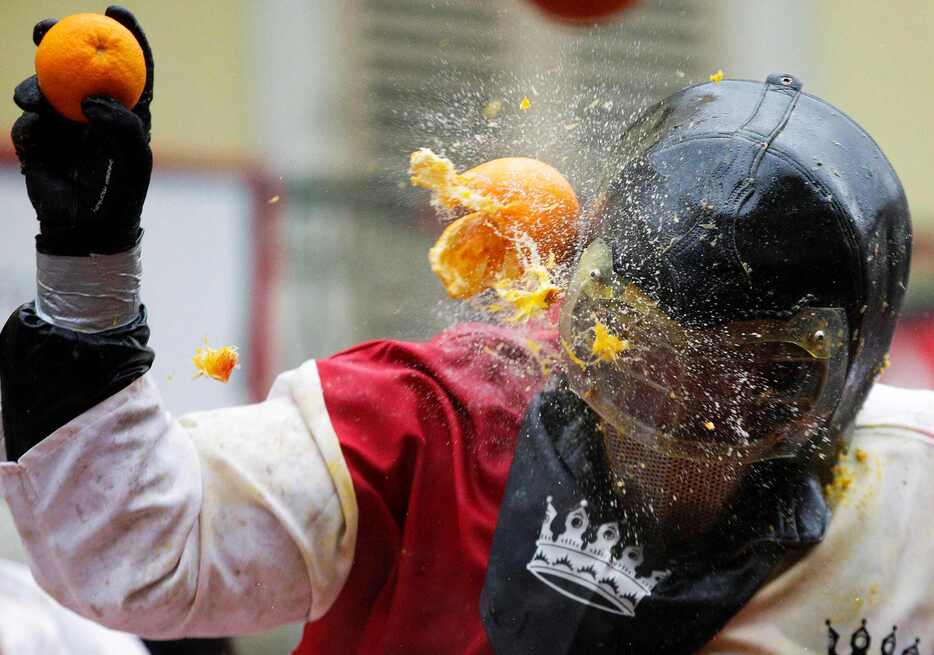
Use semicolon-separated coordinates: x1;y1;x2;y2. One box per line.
410;150;581;299
35;13;146;123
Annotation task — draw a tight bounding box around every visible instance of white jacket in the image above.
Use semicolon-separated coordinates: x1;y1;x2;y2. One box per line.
705;383;934;653
0;361;357;640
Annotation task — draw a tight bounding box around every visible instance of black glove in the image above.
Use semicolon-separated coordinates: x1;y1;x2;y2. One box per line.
0;6;156;461
11;5;154;256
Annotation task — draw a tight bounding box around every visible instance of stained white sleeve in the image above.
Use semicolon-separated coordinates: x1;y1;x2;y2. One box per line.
0;361;358;639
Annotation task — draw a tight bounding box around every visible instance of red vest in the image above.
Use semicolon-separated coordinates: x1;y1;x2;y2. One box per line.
293;323;555;655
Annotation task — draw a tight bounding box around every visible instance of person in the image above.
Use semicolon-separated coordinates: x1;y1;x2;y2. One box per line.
0;558;149;655
0;7;927;655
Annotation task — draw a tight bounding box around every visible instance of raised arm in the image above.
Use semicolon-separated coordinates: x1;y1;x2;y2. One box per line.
0;6;356;639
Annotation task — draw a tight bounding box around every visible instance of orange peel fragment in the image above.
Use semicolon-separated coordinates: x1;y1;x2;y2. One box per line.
428;212;519;300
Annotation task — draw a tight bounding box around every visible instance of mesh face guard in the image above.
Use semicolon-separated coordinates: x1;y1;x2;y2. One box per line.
559;238;849;465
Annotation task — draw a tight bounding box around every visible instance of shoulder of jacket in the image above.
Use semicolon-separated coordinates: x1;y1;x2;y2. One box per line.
855;383;934;438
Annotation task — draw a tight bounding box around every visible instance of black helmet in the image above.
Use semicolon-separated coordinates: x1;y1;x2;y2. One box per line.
560;73;911;506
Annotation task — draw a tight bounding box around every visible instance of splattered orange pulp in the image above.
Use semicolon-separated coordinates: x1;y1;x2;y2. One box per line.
193;344;239;383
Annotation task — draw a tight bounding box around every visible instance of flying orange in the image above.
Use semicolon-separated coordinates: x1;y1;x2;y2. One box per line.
527;0;638;22
411;151;581;299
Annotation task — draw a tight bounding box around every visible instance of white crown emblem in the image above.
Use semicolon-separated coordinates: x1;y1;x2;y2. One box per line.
526;496;670;617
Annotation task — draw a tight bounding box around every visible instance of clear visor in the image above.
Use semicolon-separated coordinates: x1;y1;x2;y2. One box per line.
559;239;849;463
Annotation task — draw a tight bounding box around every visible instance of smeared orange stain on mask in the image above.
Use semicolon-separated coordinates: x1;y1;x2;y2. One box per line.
591;323;628;362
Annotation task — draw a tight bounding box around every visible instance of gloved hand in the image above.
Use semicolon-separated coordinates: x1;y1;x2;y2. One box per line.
11;5;154;256
0;6;156;461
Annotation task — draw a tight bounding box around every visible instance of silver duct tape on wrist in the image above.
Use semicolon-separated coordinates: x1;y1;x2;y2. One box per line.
36;244;142;333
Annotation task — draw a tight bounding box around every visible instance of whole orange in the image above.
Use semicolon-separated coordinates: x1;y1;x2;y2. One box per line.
35;13;146;123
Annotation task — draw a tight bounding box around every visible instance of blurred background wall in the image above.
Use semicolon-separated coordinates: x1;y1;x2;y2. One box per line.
1;1;933;652
0;1;251;156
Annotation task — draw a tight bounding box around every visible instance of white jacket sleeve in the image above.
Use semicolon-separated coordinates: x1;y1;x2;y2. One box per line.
0;360;358;639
